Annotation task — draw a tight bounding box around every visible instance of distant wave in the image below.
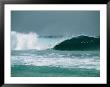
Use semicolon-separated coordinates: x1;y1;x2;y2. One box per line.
11;31;66;50
53;35;100;51
39;35;63;38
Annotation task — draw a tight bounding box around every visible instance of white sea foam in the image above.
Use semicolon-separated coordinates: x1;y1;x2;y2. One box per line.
11;54;100;70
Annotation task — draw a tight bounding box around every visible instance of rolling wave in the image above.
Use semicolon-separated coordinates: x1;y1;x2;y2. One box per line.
53;35;100;51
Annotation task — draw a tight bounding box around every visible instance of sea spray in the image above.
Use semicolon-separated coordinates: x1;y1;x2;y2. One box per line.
11;31;39;50
11;31;66;50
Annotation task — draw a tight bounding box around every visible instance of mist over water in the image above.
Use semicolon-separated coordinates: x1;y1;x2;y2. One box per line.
11;31;67;50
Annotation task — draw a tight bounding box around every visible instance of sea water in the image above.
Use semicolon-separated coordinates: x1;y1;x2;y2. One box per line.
11;31;100;77
11;50;100;77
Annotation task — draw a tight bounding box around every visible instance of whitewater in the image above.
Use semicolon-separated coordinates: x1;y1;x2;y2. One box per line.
11;31;68;50
11;31;100;77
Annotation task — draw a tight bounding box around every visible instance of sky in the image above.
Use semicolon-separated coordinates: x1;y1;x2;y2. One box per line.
11;11;100;37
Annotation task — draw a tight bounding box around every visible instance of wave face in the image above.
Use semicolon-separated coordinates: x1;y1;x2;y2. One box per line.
11;31;66;50
54;35;100;51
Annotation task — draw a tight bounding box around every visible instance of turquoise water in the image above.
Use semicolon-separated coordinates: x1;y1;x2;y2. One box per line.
11;49;100;77
11;65;99;77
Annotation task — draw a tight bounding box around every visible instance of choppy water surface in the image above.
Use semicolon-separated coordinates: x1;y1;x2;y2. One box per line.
11;49;100;77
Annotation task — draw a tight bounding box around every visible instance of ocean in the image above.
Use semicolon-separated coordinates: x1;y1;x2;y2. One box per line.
11;31;100;77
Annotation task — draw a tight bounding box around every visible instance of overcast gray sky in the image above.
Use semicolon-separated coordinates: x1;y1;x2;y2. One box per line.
11;11;100;36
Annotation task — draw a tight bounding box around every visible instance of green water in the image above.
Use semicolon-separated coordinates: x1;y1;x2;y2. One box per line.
11;65;99;77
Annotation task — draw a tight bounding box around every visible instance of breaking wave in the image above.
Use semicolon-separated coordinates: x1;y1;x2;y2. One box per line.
53;35;100;51
11;31;66;50
11;31;99;51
